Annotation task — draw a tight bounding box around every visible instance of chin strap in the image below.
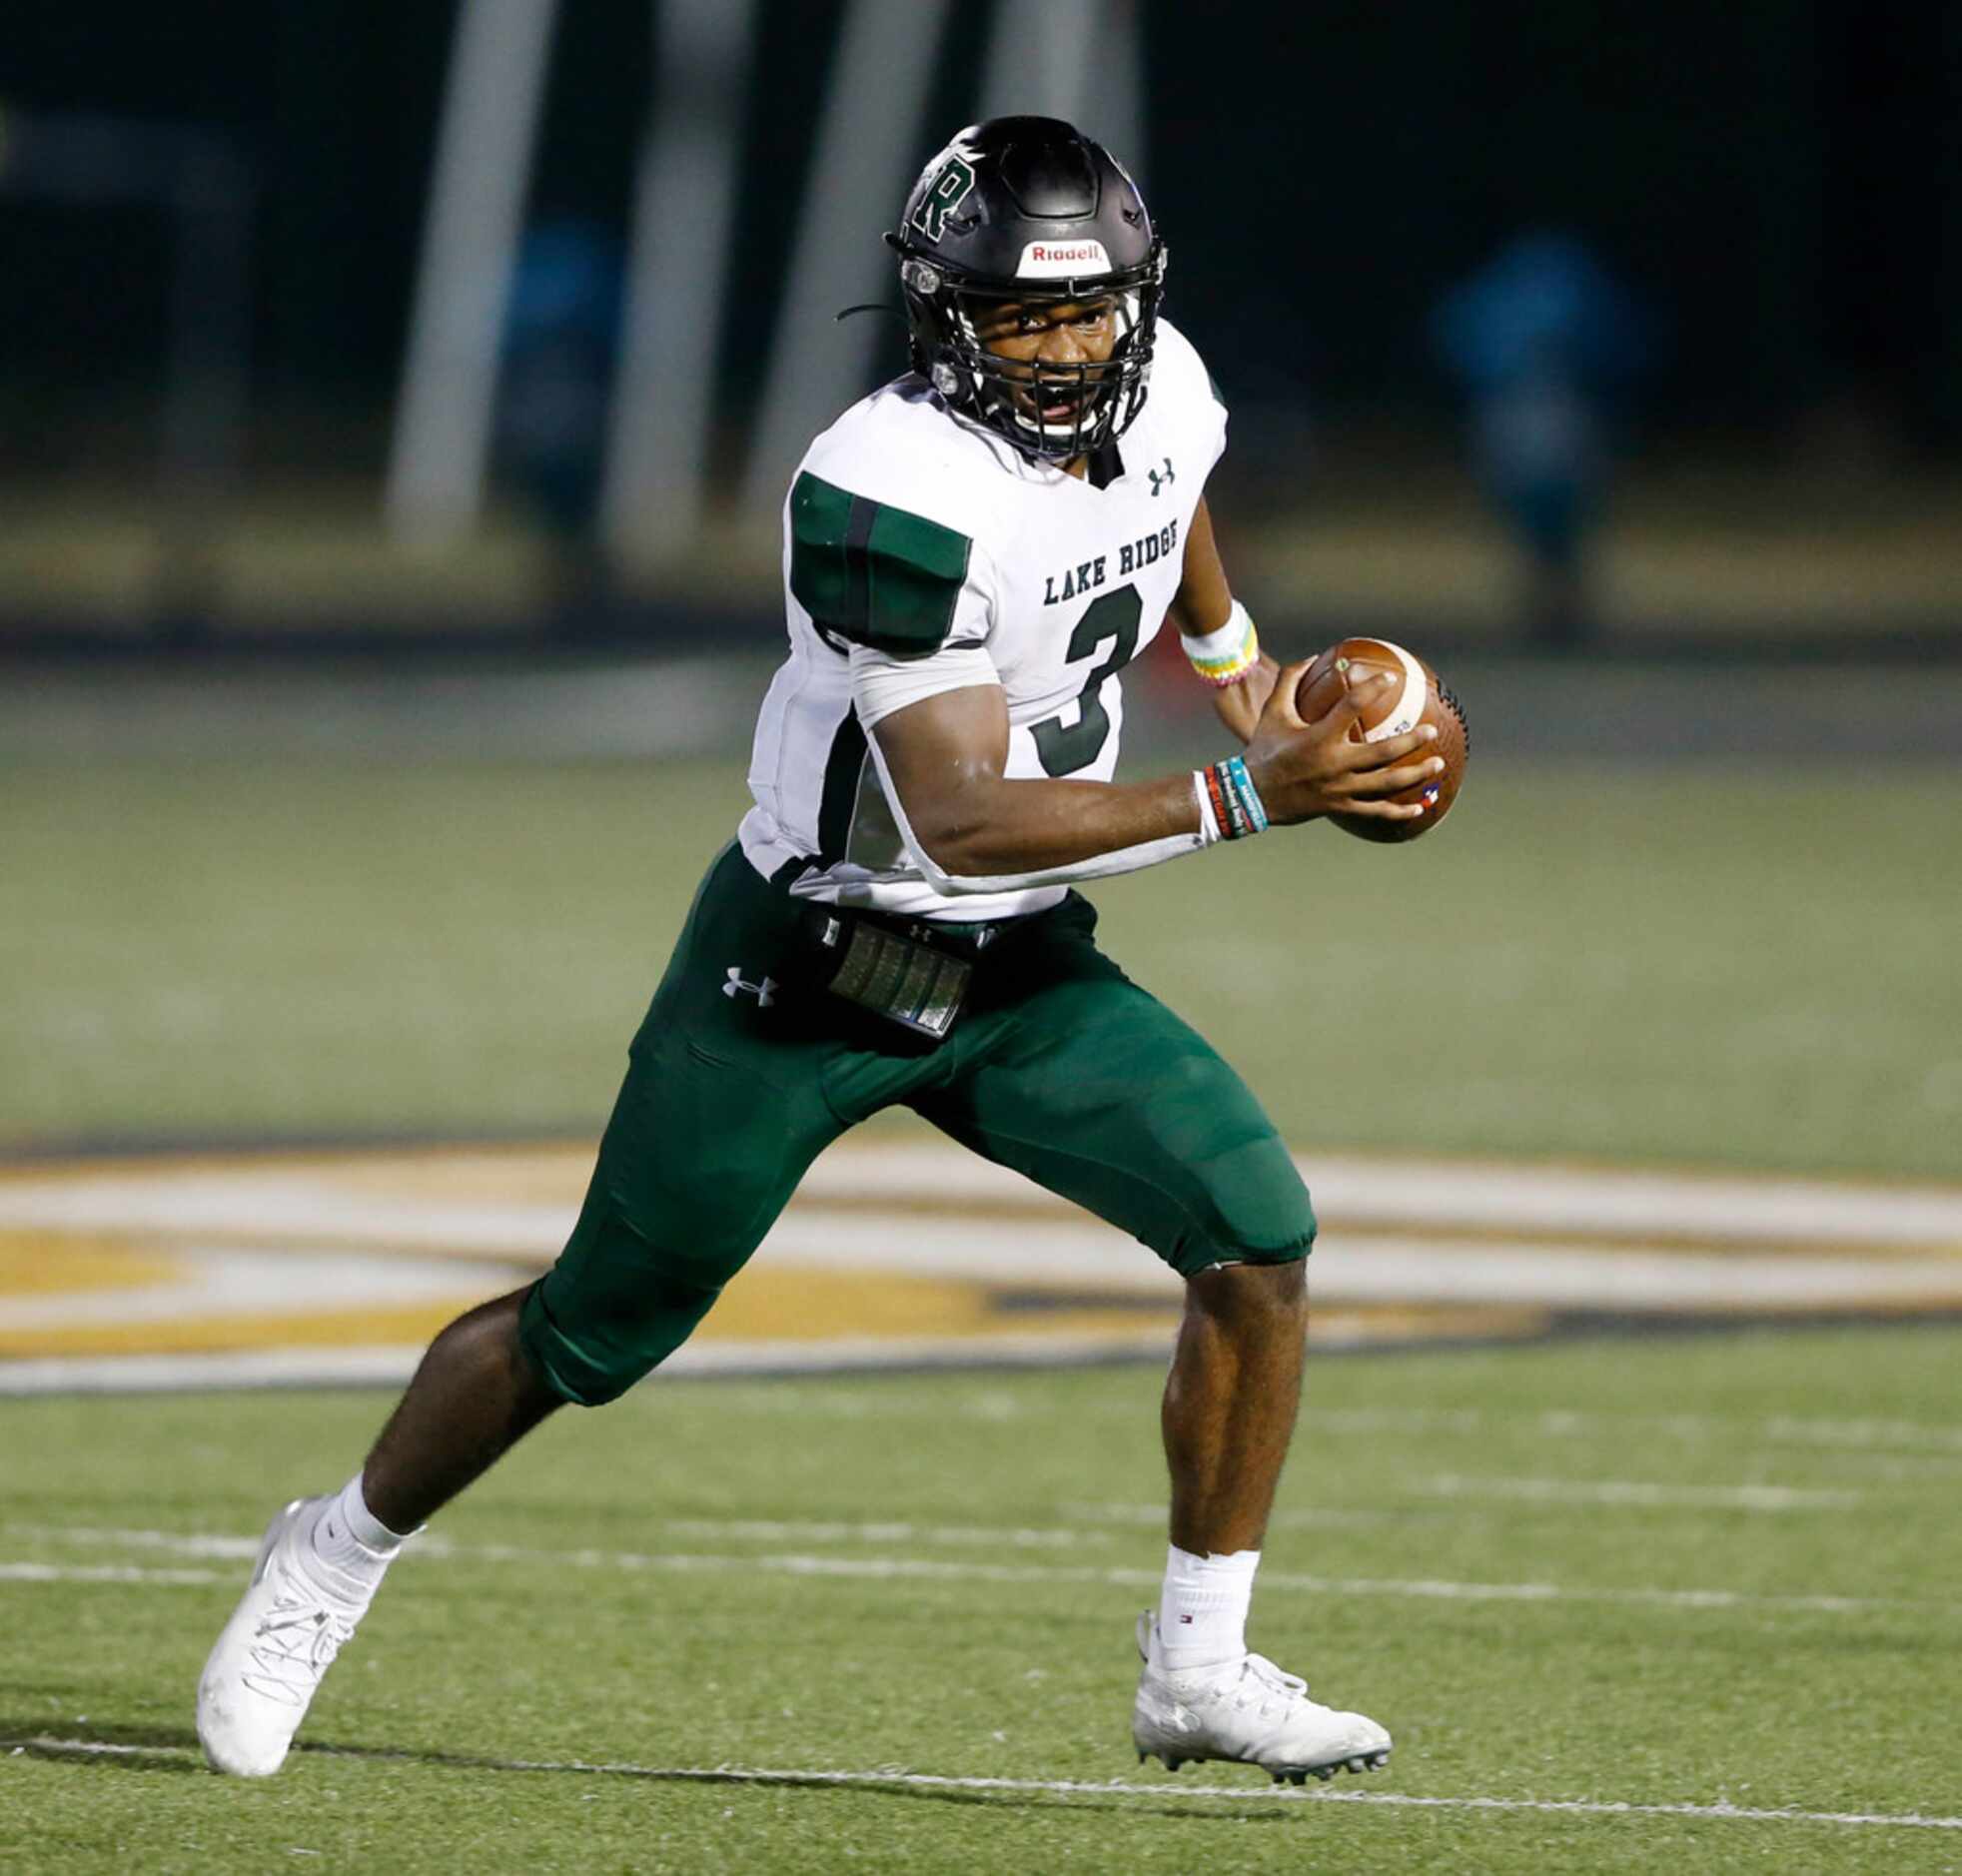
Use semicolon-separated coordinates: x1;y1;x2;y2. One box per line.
833;303;908;328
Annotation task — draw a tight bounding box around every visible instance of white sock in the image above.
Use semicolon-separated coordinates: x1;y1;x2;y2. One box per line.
309;1473;409;1594
1156;1543;1260;1673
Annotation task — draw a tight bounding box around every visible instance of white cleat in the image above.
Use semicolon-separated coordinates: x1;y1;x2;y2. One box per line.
1131;1610;1392;1783
197;1497;371;1776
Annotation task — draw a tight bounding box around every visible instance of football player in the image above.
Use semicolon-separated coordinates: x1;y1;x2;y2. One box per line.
198;117;1438;1787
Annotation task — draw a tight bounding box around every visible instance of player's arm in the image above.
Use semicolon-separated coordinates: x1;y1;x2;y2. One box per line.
869;665;1441;891
793;468;1432;891
1168;496;1278;745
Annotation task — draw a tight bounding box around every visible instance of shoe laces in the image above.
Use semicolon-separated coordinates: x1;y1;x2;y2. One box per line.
243;1573;359;1703
1234;1652;1312;1716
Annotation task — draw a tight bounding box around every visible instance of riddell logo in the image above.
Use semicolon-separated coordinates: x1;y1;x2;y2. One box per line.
1017;238;1111;279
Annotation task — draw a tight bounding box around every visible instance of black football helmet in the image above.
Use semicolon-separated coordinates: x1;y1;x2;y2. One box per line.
886;117;1166;463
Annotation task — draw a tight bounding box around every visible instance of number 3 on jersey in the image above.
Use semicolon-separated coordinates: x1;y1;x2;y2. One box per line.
1030;585;1143;777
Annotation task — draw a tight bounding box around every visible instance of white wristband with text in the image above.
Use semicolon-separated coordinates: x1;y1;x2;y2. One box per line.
1192;769;1224;846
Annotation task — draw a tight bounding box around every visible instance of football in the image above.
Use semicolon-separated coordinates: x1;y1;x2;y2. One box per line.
1296;637;1469;843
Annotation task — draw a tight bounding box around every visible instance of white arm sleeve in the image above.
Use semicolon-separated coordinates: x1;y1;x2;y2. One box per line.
861;732;1213;896
850;642;1001;732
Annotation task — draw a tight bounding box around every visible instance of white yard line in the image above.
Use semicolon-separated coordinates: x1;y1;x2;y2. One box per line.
1068;1473;1862;1523
1762;1413;1962;1453
0;1334;1199;1398
0;1562;222;1585
9;1738;1960;1832
4;1517;1101;1557
0;1349;431;1396
1065;1501;1392;1530
648;1517;1091;1548
6;1530;1951;1619
1413;1475;1862;1510
1310;1406;1962;1454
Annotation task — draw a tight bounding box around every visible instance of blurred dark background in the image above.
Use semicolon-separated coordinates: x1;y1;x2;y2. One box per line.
1;0;1958;645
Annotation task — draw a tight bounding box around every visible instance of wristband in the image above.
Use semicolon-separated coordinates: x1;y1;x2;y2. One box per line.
1181;599;1260;687
1192;769;1223;845
1199;754;1269;841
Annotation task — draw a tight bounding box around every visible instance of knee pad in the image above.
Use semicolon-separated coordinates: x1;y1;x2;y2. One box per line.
517;1230;725;1408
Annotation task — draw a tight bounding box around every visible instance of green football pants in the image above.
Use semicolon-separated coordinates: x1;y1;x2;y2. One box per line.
518;843;1316;1406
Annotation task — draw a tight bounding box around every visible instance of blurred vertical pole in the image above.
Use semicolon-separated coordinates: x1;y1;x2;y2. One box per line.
386;0;559;544
976;0;1144;180
1938;0;1962;439
157;140;254;635
599;0;758;569
1091;0;1147;189
1737;0;1826;420
976;0;1099;123
739;0;952;516
2;116;256;636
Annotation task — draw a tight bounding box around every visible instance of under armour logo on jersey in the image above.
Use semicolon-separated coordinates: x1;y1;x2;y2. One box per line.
1149;458;1176;495
723;968;777;1008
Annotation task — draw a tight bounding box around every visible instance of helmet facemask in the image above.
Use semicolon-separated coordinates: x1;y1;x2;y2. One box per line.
897;253;1165;464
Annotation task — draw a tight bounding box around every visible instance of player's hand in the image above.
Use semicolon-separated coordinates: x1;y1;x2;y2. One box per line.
1242;661;1444;827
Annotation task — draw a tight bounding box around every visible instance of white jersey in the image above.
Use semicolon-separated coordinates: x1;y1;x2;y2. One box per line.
738;318;1228;922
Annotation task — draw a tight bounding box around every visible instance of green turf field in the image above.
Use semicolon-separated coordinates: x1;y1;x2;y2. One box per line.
5;694;1960;1871
4;1327;1959;1873
5;753;1961;1176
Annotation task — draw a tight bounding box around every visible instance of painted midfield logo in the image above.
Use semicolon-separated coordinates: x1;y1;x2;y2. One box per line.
723;967;777;1008
1149;457;1175;495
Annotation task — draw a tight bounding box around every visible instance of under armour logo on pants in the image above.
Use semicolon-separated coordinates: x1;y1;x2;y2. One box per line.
723;968;776;1007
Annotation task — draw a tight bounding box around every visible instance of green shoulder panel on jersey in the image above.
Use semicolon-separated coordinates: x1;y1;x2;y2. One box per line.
788;471;973;659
